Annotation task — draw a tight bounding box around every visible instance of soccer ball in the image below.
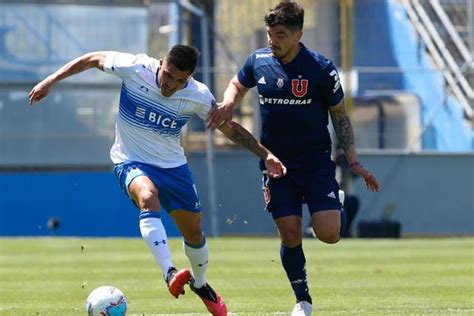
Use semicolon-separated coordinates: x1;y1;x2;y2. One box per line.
86;286;128;316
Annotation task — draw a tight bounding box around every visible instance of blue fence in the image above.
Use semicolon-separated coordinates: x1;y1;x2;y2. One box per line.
0;171;180;237
1;152;473;237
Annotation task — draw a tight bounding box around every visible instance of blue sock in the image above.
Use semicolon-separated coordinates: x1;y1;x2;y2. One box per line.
280;243;312;304
340;208;347;237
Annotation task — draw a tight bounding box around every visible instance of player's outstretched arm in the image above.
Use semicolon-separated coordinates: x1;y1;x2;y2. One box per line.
329;100;380;192
28;51;108;106
206;76;249;130
217;121;287;178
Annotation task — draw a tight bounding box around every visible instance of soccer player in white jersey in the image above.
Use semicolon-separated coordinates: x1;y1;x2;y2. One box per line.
28;45;287;316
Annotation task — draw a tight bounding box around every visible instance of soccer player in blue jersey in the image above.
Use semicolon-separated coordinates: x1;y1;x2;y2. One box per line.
28;45;286;316
206;2;379;315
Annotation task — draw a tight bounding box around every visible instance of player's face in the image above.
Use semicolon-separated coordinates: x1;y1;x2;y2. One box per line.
266;25;302;63
157;59;192;97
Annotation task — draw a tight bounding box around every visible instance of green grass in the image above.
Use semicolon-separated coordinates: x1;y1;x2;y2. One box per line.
0;237;473;315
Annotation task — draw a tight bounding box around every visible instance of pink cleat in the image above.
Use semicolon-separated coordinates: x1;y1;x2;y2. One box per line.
166;268;192;298
190;280;227;316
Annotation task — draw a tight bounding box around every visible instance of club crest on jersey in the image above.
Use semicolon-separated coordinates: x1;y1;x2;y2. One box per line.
291;76;308;98
276;78;284;88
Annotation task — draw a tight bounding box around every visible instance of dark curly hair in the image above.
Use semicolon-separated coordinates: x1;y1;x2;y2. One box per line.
264;1;304;31
165;45;200;73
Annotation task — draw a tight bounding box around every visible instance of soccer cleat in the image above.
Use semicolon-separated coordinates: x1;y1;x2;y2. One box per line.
166;267;192;298
190;280;227;316
291;301;313;316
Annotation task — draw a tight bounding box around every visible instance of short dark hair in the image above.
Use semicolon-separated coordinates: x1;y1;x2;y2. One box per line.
264;1;304;31
165;45;200;73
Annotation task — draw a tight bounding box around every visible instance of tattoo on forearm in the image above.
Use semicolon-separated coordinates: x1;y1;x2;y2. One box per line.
228;124;267;159
330;101;354;152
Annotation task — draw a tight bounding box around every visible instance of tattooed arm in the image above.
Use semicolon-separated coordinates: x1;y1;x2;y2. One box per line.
329;100;380;192
329;100;357;165
217;121;286;178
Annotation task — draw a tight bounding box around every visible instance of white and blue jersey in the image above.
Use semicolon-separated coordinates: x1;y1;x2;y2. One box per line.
104;52;213;212
104;52;214;168
238;43;344;166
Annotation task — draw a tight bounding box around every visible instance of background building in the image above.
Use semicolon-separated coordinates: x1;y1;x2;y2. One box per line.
0;0;473;237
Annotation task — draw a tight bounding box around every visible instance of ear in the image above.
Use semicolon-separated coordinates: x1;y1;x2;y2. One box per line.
296;30;303;41
159;59;163;66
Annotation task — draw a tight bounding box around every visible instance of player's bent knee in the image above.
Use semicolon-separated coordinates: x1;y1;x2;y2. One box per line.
136;189;159;211
324;235;341;244
315;231;340;244
280;231;303;247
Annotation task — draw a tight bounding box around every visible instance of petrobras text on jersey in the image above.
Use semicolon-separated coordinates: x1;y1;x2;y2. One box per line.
258;95;313;105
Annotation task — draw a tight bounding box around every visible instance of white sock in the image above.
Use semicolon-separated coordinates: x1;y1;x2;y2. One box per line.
183;237;208;288
139;213;174;278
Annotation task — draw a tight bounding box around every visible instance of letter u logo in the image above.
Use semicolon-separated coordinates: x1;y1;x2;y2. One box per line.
291;79;308;97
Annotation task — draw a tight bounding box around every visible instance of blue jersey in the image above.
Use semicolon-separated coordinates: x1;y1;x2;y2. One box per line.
238;44;344;167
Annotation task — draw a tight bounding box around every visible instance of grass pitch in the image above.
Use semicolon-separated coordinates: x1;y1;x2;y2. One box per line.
0;237;473;315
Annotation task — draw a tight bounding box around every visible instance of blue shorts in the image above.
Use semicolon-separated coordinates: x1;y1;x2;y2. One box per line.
261;155;342;219
114;161;201;213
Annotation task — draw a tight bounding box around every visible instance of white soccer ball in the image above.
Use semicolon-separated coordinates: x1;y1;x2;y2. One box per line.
86;286;128;316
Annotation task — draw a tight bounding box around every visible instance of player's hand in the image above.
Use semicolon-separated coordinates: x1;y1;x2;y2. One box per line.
264;153;287;178
206;102;233;130
350;162;380;192
28;78;54;105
